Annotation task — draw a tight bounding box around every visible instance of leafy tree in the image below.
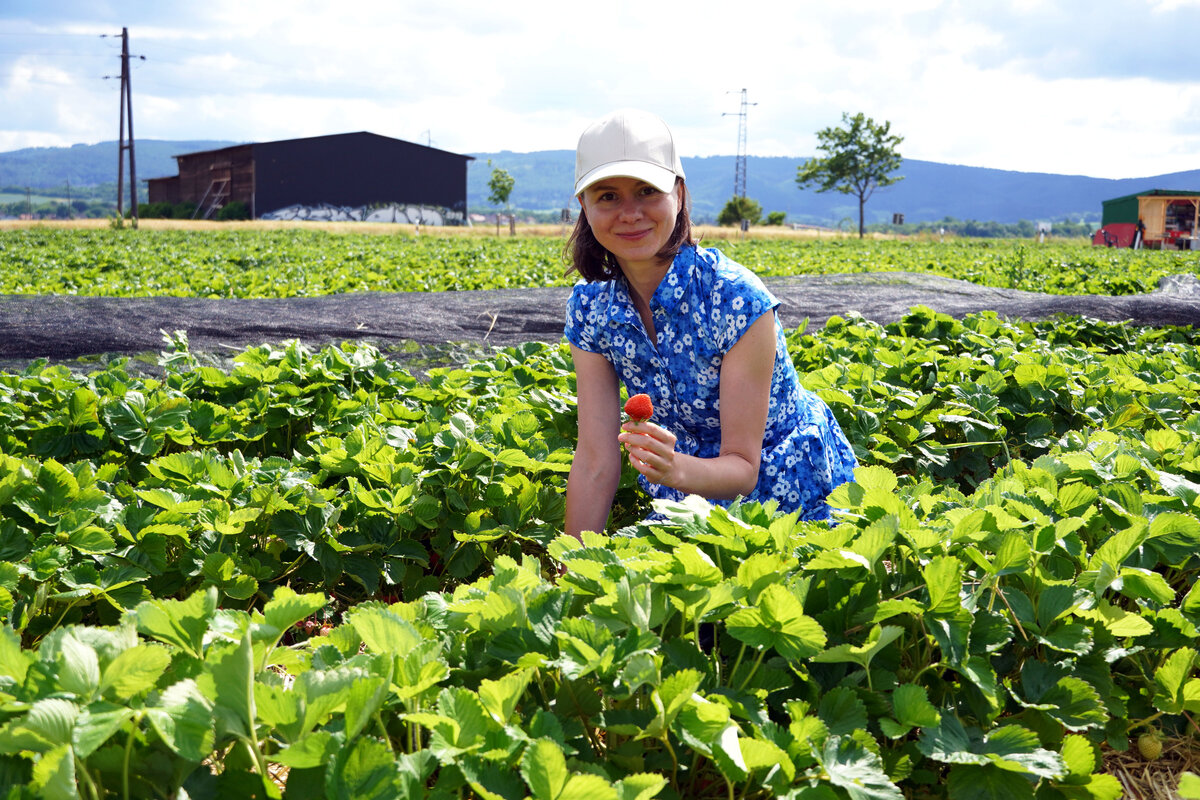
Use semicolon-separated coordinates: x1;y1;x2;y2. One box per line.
487;160;516;235
765;211;787;226
796;112;903;238
717;195;762;227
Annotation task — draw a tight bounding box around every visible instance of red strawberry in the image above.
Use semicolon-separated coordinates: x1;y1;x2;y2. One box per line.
624;393;654;422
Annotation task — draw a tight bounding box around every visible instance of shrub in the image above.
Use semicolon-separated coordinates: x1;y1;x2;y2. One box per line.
216;200;251;221
139;201;176;219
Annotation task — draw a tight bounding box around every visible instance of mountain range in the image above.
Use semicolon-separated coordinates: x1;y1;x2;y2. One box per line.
3;139;1198;226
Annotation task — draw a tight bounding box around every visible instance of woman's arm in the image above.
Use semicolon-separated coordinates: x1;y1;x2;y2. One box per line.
565;344;623;540
619;310;776;499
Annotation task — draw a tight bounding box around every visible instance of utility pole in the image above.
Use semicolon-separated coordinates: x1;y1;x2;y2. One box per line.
115;27;138;224
722;89;756;198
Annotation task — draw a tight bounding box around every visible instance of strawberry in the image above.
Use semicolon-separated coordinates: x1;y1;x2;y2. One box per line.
624;393;654;422
1137;732;1162;761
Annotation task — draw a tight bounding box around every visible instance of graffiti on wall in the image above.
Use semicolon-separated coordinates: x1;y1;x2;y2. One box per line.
260;203;466;225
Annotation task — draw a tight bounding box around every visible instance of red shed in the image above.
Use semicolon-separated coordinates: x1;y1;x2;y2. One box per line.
1092;189;1200;249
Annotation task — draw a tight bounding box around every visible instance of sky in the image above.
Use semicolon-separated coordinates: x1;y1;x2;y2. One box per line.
2;0;1199;180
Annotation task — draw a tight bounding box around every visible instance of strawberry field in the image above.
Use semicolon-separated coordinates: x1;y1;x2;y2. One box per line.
1;229;1200;799
2;227;1199;297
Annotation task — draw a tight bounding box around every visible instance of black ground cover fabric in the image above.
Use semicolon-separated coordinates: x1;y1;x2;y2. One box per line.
1;272;1197;369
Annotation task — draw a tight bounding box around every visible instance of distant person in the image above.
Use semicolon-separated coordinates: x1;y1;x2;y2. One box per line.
562;109;858;540
1132;218;1145;249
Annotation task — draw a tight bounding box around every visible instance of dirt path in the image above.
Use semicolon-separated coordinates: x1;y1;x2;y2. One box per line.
1;272;1197;367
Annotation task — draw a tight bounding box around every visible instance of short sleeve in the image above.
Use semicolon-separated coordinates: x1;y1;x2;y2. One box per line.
710;256;780;352
564;283;600;353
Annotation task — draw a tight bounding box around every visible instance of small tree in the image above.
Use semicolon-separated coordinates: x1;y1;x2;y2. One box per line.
487;160;516;235
765;211;786;226
717;196;762;227
796;112;903;239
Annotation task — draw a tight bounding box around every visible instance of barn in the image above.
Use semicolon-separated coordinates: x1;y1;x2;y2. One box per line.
146;132;474;223
1091;189;1200;249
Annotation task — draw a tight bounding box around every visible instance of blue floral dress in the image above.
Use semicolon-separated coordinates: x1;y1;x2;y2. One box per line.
564;244;858;520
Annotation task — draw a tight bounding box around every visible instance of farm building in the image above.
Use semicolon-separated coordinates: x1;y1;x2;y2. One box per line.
146;132;474;223
1092;189;1200;249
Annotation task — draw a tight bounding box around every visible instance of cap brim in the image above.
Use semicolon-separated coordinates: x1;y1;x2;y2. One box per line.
574;160;679;197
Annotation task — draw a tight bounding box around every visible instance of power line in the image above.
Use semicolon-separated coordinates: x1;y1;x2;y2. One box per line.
0;50;112;57
0;31;109;38
722;89;756;199
0;72;112;87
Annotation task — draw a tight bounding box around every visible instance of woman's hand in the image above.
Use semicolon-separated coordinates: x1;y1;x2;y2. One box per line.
617;311;777;501
618;420;680;487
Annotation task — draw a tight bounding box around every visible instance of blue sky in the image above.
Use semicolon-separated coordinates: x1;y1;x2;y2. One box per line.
2;0;1199;179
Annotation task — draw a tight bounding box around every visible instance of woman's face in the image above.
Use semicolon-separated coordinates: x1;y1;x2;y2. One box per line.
578;177;681;273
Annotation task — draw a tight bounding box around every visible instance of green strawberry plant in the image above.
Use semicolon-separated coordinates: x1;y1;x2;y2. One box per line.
1;298;1199;797
3;440;1197;799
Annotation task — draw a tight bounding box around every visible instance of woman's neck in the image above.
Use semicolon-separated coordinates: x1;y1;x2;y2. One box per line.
621;257;672;342
620;257;670;307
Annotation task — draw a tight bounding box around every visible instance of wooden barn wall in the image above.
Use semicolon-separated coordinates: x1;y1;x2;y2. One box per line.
174;145;256;212
147;177;180;205
251;134;470;217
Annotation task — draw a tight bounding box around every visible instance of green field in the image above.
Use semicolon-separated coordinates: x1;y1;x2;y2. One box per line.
0;191;68;204
0;229;1198;799
1;228;1198;297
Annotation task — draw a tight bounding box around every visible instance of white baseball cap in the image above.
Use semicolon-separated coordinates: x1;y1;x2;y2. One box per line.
573;109;685;197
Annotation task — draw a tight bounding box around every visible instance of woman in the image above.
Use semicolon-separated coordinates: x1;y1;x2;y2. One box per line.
563;109;857;539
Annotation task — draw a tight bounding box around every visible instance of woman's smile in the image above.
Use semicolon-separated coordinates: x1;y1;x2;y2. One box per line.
616;228;652;240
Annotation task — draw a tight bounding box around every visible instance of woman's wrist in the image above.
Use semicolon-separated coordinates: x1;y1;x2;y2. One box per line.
659;452;757;500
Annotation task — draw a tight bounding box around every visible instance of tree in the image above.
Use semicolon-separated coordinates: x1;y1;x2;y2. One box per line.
486;160;516;235
796;112;903;239
765;211;787;226
717;195;762;227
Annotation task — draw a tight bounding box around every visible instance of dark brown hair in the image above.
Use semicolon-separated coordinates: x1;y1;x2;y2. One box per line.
564;180;696;282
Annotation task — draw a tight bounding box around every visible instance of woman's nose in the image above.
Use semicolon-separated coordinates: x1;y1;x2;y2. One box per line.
617;197;642;220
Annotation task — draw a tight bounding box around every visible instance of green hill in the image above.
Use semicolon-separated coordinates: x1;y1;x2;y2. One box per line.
4;139;1197;226
0;140;238;190
470;150;1200;227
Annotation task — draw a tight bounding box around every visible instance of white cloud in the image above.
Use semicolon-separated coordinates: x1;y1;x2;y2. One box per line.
1;0;1198;178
